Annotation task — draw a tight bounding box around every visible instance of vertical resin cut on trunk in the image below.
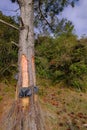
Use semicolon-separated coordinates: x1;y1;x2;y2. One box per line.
21;54;29;87
21;54;29;111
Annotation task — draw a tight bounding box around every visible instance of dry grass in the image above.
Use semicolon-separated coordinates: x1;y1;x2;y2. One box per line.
38;81;87;130
0;81;87;130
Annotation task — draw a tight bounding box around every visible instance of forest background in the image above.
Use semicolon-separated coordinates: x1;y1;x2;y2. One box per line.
0;10;87;91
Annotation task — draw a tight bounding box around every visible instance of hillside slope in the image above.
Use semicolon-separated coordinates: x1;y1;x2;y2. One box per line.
0;81;87;130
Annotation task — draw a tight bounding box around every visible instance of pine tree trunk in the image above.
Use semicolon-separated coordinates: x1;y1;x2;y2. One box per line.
17;0;38;129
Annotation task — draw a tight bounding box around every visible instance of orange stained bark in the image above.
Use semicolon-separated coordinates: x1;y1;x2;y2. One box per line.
21;98;29;111
21;55;29;87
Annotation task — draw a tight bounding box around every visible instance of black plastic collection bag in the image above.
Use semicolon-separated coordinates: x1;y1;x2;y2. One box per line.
19;87;32;98
19;86;38;98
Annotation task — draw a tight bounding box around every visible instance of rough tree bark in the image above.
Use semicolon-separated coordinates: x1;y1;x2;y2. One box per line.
16;0;44;130
17;0;36;128
17;0;35;106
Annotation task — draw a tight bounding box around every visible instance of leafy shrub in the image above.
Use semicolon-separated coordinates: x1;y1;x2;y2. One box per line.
0;12;18;80
35;35;87;90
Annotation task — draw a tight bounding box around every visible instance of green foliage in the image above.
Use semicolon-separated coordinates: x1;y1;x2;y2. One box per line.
0;11;87;91
34;0;79;35
0;12;18;80
35;34;87;90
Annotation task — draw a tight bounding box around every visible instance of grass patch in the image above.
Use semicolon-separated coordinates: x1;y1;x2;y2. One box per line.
38;78;87;130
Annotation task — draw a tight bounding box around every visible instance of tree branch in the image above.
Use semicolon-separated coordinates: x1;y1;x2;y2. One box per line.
38;0;53;29
11;41;19;47
0;7;20;12
0;19;19;31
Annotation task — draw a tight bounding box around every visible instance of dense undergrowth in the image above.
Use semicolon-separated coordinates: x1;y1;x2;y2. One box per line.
35;35;87;91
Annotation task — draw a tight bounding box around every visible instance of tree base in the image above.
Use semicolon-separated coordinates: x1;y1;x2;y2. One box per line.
0;100;46;130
